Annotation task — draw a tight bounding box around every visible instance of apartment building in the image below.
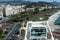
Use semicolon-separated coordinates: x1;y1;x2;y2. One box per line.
5;5;25;16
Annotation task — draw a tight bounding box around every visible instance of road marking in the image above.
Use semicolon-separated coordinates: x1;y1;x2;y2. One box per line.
4;23;17;40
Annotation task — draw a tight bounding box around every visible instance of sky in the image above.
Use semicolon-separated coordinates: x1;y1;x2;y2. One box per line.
24;0;60;2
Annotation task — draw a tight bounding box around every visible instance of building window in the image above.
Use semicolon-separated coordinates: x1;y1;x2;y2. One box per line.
31;39;37;40
31;27;46;36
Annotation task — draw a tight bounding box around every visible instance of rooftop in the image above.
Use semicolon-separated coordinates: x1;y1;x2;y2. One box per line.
25;21;47;40
27;21;47;27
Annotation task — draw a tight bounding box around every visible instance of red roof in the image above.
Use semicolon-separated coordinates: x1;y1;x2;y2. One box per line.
52;32;60;37
56;28;60;30
48;32;60;37
48;28;60;37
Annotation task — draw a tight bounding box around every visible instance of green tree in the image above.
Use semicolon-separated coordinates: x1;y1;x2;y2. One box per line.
0;28;3;37
21;29;25;36
4;29;10;34
33;7;39;15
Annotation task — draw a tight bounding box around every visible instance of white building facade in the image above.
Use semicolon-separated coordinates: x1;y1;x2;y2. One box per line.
5;5;25;16
25;21;47;40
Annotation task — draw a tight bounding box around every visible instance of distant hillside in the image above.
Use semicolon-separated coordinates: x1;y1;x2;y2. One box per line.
21;1;31;5
0;0;31;5
26;1;54;8
51;1;60;5
0;0;59;5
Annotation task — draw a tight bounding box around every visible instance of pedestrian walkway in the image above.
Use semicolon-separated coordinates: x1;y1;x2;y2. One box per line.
48;10;60;30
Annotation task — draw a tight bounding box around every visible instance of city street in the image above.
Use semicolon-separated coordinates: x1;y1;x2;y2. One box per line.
3;22;22;40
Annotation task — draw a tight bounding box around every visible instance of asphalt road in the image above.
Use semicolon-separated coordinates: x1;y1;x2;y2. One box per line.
4;22;22;40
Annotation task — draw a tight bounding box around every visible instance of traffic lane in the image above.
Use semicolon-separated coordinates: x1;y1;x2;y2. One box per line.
5;23;17;40
7;22;22;30
12;23;21;35
7;29;19;40
6;23;22;40
7;34;15;40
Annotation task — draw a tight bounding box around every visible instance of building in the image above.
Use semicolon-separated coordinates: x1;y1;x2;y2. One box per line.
48;28;60;40
0;7;3;19
26;8;35;12
25;21;47;40
0;11;3;19
5;5;25;16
